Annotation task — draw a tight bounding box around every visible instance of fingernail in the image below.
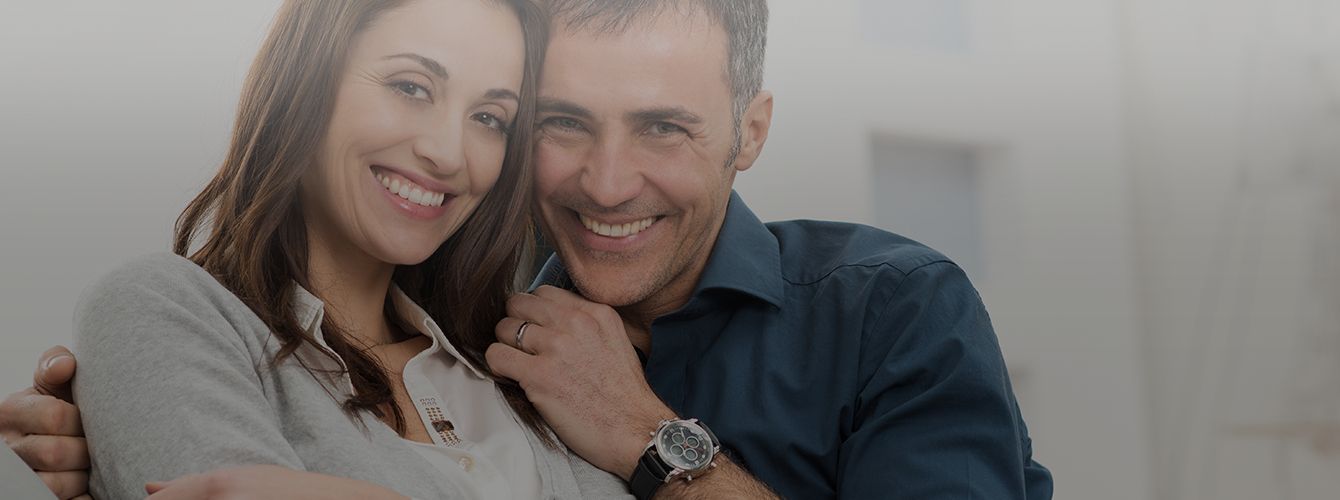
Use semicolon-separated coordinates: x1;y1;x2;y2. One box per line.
43;354;71;372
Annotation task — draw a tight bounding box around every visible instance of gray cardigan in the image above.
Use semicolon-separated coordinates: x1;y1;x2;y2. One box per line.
72;253;631;500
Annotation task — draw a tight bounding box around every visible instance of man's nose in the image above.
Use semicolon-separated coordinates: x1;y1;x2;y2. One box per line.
579;135;643;208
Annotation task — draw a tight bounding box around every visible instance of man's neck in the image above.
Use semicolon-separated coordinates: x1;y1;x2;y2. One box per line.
615;241;717;354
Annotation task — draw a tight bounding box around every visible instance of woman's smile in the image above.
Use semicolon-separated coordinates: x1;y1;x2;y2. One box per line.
369;165;455;221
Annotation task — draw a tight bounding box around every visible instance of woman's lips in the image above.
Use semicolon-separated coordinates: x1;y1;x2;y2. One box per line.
370;167;453;220
374;168;447;207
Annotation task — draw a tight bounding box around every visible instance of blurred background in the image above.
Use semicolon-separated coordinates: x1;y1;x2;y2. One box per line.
2;0;1337;498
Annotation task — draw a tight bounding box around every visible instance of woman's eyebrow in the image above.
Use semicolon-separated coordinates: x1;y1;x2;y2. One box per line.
382;53;448;79
486;88;519;102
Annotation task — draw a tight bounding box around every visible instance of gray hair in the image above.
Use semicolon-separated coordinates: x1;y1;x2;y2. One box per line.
542;0;769;123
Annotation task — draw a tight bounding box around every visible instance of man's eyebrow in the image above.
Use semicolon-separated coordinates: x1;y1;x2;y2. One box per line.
382;53;449;79
626;106;703;125
486;88;520;102
537;98;595;120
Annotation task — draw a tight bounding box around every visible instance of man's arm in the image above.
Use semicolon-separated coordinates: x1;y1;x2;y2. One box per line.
650;455;776;499
486;286;779;499
0;346;91;500
837;262;1052;499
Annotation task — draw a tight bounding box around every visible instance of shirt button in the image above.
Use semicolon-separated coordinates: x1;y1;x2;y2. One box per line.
458;456;475;472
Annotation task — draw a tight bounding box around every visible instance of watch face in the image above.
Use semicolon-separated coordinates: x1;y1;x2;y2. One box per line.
655;421;714;471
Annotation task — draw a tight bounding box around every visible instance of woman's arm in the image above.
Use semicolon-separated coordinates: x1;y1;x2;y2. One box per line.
72;255;308;500
144;465;409;500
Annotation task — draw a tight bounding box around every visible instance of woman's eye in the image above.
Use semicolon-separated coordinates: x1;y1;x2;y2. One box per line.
473;112;509;134
390;81;430;101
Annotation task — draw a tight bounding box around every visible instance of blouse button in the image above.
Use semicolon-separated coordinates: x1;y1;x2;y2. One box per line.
458;455;475;472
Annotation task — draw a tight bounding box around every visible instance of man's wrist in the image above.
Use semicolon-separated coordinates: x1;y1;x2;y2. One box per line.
616;402;678;481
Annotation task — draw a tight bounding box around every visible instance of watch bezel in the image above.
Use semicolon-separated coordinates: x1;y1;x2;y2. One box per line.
650;418;718;474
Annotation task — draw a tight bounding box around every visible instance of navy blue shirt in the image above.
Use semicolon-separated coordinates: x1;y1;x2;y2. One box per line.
536;192;1052;499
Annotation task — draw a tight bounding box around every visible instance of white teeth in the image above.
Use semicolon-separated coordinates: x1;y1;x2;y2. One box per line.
578;214;658;238
376;170;447;207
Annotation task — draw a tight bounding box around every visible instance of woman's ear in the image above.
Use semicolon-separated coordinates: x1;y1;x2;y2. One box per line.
731;90;774;173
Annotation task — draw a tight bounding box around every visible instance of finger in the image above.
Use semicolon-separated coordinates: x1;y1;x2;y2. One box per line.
497;318;562;354
505;292;559;326
484;342;534;383
0;387;38;431
495;316;526;346
34;346;76;402
72;496;92;500
0;393;82;436
530;285;621;333
145;480;170;494
11;435;90;471
36;470;89;500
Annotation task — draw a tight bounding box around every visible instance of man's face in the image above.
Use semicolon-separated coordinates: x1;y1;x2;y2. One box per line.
533;12;746;312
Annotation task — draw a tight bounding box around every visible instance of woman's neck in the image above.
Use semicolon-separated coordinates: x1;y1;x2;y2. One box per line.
304;227;399;348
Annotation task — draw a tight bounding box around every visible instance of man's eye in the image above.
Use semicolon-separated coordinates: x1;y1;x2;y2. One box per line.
391;81;431;101
544;117;585;132
650;122;686;136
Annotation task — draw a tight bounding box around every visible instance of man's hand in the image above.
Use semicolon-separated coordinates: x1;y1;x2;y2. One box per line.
487;286;676;480
0;346;91;500
144;465;408;500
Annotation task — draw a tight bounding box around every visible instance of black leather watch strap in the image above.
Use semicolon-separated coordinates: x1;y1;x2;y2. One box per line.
630;448;671;500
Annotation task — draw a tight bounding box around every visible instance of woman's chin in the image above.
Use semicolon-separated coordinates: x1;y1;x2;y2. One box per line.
369;240;446;268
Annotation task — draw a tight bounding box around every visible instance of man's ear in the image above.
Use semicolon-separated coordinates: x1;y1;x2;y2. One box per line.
731;90;774;173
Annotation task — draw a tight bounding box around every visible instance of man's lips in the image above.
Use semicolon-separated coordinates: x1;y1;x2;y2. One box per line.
577;213;661;238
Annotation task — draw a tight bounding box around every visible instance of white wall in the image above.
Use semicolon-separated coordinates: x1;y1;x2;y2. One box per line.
1124;0;1340;498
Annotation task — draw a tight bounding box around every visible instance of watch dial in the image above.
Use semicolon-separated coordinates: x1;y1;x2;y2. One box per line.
656;421;713;471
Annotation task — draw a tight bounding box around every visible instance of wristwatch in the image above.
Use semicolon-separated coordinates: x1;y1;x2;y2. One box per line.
629;418;721;500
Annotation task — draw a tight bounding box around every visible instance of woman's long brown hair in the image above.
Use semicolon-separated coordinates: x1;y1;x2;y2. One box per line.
172;0;554;445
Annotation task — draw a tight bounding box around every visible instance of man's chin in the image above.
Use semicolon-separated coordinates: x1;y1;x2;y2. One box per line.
566;267;659;308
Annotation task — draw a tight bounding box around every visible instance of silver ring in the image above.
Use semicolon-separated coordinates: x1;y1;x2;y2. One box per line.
515;321;533;354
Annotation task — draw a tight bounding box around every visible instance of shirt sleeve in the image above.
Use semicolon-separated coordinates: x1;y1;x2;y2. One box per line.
72;256;308;500
837;261;1053;499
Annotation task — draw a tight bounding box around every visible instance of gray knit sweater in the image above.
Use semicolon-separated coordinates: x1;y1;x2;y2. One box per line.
72;253;631;500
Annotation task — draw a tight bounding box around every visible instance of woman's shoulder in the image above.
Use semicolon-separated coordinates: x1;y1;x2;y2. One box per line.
75;252;261;345
81;252;234;304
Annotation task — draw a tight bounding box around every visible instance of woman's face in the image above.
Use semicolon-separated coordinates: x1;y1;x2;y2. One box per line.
304;0;525;266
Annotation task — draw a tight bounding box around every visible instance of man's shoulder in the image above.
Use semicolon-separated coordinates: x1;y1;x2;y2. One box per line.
765;219;959;286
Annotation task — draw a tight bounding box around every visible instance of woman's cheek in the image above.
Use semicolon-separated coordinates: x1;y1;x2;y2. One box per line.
472;143;509;195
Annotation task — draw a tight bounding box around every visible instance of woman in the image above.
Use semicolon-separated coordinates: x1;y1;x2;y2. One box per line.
70;0;628;498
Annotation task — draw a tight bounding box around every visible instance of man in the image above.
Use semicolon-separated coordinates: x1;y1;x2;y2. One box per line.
1;1;1052;498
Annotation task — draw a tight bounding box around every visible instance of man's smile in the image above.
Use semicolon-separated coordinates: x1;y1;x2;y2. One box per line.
578;213;661;238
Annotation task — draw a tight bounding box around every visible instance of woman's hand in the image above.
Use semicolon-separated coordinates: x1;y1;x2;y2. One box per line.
144;465;409;500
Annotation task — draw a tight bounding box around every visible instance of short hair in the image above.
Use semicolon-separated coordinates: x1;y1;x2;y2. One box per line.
543;0;769;122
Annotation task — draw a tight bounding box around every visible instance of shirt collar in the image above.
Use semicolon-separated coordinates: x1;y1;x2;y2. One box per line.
388;286;489;380
288;283;489;380
533;191;785;309
290;284;330;347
